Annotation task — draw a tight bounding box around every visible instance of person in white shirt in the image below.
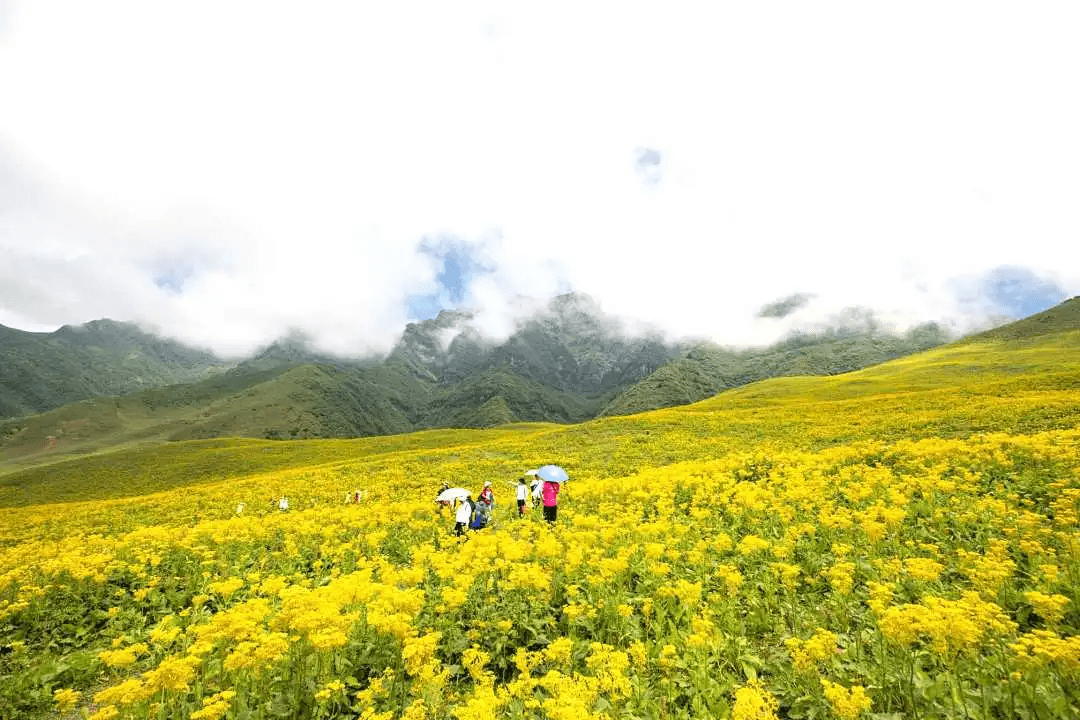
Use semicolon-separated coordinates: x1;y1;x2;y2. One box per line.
515;477;529;517
454;494;474;536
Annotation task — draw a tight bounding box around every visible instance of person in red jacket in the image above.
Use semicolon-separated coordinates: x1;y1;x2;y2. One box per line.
479;480;494;508
541;478;560;523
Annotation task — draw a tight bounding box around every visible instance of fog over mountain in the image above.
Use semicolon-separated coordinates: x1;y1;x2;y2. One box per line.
0;289;976;443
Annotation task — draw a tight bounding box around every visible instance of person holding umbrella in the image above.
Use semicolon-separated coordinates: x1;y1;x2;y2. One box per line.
537;464;568;523
437;486;471;525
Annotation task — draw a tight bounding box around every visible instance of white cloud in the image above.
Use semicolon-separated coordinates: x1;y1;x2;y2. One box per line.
1;1;1077;356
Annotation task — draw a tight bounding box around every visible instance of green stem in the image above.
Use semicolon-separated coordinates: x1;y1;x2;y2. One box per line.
952;664;969;720
908;652;920;720
879;639;890;713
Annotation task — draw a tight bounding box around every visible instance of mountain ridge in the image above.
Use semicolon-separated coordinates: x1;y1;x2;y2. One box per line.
0;318;231;419
8;293;1069;470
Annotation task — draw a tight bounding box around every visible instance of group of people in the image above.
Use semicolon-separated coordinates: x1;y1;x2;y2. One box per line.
514;472;561;522
437;466;564;537
437;480;497;536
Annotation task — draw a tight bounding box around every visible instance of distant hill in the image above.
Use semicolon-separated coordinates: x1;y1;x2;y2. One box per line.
0;319;232;418
0;293;972;468
958;295;1080;342
602;320;953;416
389;294;678;391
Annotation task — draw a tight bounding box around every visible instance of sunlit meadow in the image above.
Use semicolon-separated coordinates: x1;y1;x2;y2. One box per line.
2;335;1080;719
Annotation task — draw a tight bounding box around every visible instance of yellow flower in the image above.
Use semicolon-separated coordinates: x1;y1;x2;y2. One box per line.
1040;563;1060;582
513;647;540;675
564;603;586;621
659;579;702;608
584;642;631;697
1024;591;1069;623
191;690;237;720
821;679;872;719
826;562;856;595
462;646;491;682
770;562;800;590
786;629;839;671
315;680;346;702
402;698;428;720
452;680;504;720
716;564;744;595
94;678;151;707
150;619;181;646
867;582;894;615
732;679;779;720
1011;630;1080;670
878;592;1016;657
903;557;944;582
89;705;120;720
53;688;79;713
143;654;201;693
98;647;137;668
544;637;574;666
208;577;244;597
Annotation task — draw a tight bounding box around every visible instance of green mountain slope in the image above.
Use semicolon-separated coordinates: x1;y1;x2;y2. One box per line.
602;321;953;416
416;366;611;428
0;294;976;470
959;294;1080;342
389;296;678;390
0;319;231;418
0;360;436;467
2;298;1077;508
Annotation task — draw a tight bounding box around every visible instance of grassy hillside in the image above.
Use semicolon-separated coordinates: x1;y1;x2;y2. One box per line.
1;307;1079;719
0;425;557;508
0;324;952;473
0;361;434;471
2;295;963;471
416;367;613;428
3;301;1077;502
0;320;231;419
960;294;1080;341
602;321;954;416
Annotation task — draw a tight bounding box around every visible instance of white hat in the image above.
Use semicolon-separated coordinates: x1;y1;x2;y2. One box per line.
484;480;491;487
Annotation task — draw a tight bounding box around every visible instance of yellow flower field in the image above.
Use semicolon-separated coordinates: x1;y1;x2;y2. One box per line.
1;332;1079;719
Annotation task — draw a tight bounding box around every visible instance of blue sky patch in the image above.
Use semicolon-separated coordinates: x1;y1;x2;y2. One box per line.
153;264;194;294
983;266;1066;318
406;238;491;320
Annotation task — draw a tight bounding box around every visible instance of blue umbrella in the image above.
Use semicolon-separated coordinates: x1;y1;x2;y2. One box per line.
536;465;568;484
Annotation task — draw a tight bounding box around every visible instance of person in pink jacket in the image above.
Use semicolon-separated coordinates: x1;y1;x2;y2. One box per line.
541;479;560;523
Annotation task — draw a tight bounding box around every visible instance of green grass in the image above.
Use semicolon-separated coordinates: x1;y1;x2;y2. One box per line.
0;425;558;508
